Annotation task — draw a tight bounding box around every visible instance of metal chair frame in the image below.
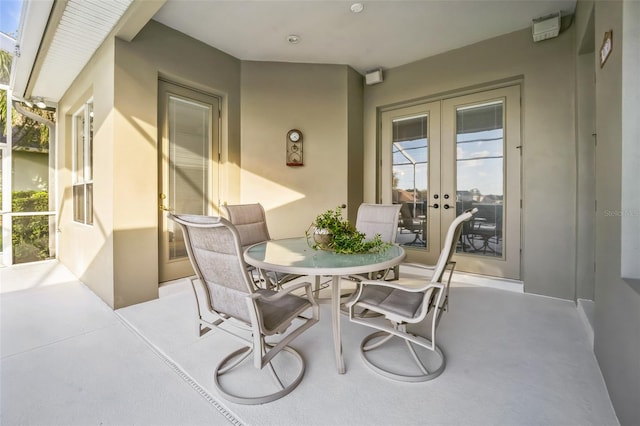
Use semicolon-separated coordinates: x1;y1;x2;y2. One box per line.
347;208;476;382
169;213;319;404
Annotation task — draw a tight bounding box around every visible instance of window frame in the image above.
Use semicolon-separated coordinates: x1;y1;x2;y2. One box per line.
72;99;94;225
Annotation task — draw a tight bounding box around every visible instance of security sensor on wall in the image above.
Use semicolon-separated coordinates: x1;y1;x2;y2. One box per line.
532;12;561;42
365;68;383;85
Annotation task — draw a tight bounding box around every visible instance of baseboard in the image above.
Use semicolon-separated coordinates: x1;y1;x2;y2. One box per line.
399;263;524;294
577;298;595;348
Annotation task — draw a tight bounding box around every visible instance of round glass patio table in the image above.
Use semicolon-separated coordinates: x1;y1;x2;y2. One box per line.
244;237;405;374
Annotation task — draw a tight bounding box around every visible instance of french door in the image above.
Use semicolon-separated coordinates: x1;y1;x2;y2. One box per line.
158;81;221;282
381;86;521;279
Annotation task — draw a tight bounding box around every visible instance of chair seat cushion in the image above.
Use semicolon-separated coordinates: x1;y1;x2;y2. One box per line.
358;286;425;320
255;289;310;332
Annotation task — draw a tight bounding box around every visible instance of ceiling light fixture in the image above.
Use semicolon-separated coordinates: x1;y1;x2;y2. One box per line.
33;97;47;109
350;3;364;13
287;34;301;44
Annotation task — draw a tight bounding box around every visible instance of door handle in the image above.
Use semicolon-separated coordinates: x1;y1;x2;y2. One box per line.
443;204;451;210
429;203;439;209
159;194;172;211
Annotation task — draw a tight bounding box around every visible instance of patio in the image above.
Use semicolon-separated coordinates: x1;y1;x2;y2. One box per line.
1;261;618;425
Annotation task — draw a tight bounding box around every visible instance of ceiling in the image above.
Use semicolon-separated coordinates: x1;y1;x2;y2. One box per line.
16;0;577;104
153;0;577;74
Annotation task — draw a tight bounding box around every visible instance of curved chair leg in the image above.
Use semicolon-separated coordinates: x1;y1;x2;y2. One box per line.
359;331;446;382
214;346;306;405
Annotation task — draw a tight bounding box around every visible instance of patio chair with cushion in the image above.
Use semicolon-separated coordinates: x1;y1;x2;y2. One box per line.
222;203;302;289
168;213;319;404
355;203;402;280
347;208;477;382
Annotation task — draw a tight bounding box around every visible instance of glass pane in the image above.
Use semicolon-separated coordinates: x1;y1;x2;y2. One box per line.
12;214;55;264
456;101;504;257
74;112;85;182
73;184;85;223
167;221;187;260
12;188;48;213
1;88;6;144
86;183;93;225
0;53;11;86
0;142;3;255
0;215;3;266
87;102;93;181
0;150;3;207
392;114;428;248
168;96;210;214
168;95;211;260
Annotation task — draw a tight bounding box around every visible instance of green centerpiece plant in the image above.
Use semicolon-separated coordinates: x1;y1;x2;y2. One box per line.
306;205;391;254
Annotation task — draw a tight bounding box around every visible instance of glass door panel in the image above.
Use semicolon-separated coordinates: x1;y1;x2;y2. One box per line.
158;81;220;282
442;86;521;279
455;101;504;257
392;114;428;248
381;102;441;265
167;95;211;261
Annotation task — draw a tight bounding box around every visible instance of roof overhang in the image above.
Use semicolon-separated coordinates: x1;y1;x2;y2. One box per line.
12;0;166;106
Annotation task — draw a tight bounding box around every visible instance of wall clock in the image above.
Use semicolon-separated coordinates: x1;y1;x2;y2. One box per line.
286;129;303;166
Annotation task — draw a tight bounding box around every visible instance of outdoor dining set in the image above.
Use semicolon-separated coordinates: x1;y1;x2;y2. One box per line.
168;203;476;405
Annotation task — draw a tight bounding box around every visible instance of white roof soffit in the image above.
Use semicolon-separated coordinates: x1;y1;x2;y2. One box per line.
10;0;53;98
29;0;134;104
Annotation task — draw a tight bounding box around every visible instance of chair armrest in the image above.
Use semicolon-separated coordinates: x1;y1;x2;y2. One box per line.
346;278;444;309
248;281;312;302
359;277;433;292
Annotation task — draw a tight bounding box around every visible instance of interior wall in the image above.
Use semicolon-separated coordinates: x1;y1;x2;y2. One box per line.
591;0;640;423
239;61;358;237
620;0;640;280
363;27;576;299
57;39;116;307
346;67;364;224
575;2;596;302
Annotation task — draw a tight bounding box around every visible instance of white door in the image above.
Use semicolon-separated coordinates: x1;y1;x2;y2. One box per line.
382;85;521;279
158;81;221;282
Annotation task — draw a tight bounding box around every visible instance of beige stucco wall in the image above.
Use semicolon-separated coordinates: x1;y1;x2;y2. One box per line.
57;39;116;307
239;61;362;237
346;67;364;223
575;2;597;302
56;20;241;308
590;0;640;423
110;21;240;307
363;27;577;299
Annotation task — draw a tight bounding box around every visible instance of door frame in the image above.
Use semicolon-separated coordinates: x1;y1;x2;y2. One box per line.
441;85;521;279
157;79;222;282
379;84;522;280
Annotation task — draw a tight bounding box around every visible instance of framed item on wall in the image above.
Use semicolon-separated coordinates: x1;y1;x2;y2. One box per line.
286;129;303;166
600;30;612;68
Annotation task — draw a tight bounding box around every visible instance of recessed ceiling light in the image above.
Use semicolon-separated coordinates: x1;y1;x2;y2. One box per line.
287;34;301;44
350;3;364;13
